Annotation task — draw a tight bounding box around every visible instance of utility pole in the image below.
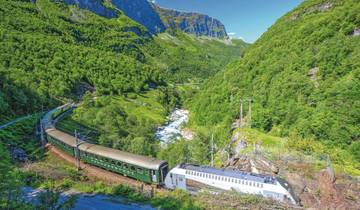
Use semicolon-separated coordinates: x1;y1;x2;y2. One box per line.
248;99;252;128
40;123;45;150
240;99;243;128
211;134;214;167
75;130;81;171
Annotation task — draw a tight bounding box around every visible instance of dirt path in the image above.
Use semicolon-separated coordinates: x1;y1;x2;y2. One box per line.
47;145;166;196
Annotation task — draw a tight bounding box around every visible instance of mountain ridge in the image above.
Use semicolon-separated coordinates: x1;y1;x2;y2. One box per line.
153;4;228;38
62;0;228;38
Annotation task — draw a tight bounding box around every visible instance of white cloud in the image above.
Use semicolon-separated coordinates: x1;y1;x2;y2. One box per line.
150;0;156;3
228;32;236;36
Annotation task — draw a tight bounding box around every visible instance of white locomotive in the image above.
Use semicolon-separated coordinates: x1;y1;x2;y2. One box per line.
164;164;297;204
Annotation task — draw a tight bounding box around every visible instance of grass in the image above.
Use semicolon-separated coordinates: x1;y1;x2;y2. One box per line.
121;90;167;124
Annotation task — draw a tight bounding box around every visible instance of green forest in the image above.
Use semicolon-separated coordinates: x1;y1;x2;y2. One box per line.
0;0;247;123
189;0;359;167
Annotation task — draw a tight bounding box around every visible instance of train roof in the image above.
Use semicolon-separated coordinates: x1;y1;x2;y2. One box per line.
46;128;77;147
79;143;166;170
46;128;167;170
180;164;276;184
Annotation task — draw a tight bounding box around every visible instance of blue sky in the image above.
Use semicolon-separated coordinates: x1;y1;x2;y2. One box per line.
154;0;303;43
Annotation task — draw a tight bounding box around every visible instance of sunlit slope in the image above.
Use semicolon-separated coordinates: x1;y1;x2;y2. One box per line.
190;0;360;152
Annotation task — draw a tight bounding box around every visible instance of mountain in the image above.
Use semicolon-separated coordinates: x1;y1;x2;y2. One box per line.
153;5;228;38
0;0;157;121
110;0;166;34
0;0;247;122
190;0;359;154
63;0;228;38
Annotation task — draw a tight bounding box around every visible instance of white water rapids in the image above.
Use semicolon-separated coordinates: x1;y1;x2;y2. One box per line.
155;109;189;144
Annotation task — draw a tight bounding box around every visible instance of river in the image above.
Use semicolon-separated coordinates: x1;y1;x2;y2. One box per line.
155;109;190;144
22;187;155;210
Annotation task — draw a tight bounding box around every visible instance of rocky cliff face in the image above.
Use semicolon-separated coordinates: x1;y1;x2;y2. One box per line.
62;0;228;38
111;0;166;34
154;5;228;38
63;0;117;18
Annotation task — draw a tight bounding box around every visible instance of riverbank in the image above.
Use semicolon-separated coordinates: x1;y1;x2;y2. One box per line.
155;109;190;144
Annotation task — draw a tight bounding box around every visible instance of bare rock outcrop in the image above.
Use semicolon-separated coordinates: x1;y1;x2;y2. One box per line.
224;155;279;175
289;2;333;21
284;165;359;209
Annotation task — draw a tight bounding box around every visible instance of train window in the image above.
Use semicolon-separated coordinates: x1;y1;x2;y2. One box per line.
130;166;135;171
137;168;143;174
261;184;263;188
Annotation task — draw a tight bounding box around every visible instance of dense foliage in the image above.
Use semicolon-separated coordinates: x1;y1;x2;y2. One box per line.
149;32;249;83
0;0;247;124
190;0;359;160
0;0;163;121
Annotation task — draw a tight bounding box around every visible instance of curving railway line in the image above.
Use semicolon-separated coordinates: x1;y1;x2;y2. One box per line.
41;105;297;205
41;104;169;185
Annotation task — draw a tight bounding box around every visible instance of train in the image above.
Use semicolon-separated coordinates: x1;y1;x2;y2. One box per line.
43;105;297;204
46;128;169;185
164;164;297;204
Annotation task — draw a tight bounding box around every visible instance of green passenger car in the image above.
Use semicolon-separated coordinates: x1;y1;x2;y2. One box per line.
45;128;169;185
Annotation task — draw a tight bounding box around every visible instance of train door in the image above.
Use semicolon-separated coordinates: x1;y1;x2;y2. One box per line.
160;165;169;184
171;173;186;190
151;170;157;183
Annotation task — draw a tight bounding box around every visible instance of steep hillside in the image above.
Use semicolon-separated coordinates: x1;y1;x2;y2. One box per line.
0;0;248;137
0;0;161;121
154;5;228;38
149;32;249;82
190;0;360;158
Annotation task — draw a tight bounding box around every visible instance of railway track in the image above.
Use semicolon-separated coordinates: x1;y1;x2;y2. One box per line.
47;144;166;196
41;104;168;196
